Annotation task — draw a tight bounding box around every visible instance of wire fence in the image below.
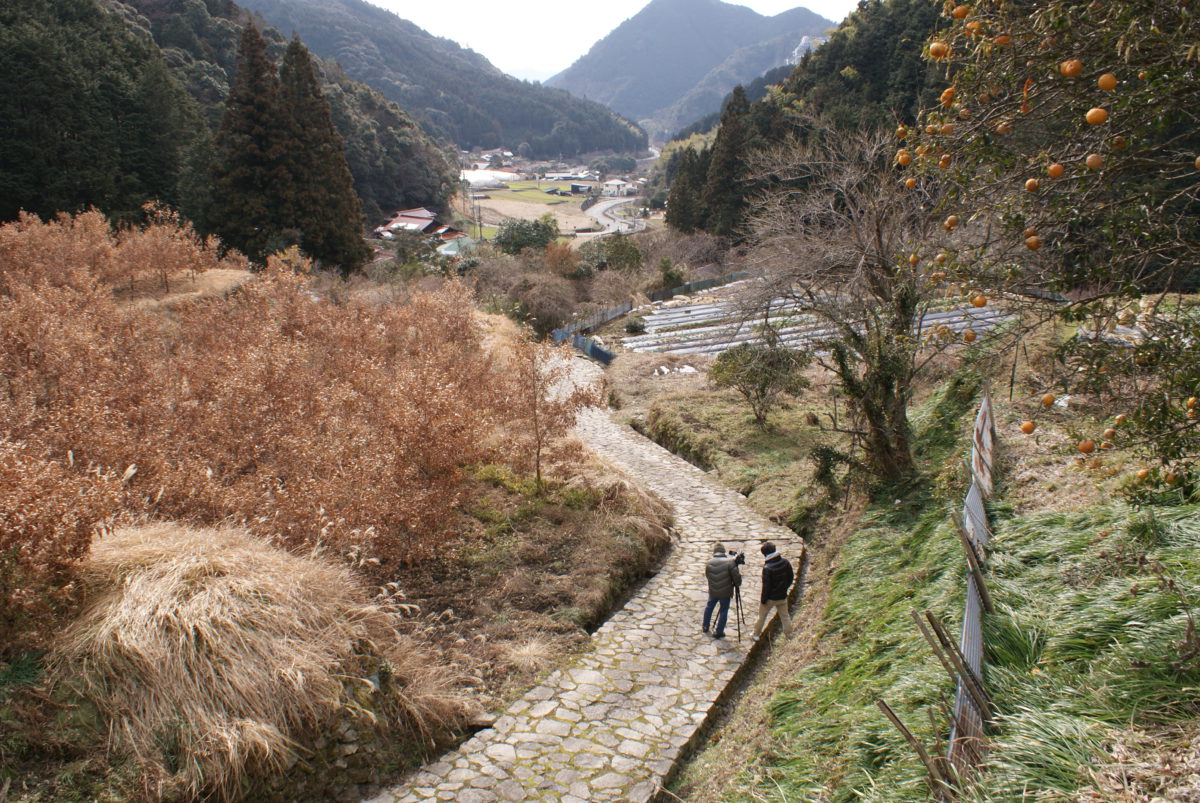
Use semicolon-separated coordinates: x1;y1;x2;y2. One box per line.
880;388;997;800
645;270;753;303
550;301;633;345
948;388;995;780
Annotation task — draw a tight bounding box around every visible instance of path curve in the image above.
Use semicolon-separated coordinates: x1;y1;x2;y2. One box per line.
368;359;802;803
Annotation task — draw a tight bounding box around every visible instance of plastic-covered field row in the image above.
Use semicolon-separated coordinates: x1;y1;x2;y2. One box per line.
625;307;1009;356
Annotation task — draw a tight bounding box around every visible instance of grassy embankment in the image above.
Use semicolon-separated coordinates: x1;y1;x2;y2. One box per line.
613;329;1200;801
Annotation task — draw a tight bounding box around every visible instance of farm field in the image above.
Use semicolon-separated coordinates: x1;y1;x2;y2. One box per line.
468;194;596;234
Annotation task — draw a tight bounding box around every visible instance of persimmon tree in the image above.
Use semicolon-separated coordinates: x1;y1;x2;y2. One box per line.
744;123;968;483
905;0;1200;493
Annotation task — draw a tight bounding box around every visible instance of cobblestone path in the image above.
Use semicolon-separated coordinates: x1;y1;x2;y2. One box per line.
369;360;802;802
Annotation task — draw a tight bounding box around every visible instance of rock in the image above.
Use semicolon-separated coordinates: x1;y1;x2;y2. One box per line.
469;712;498;729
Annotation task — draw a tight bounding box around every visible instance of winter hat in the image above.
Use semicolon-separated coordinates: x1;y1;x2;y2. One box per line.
712;542;726;555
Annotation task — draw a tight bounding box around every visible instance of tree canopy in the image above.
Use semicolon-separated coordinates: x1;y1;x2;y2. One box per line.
0;0;197;222
494;215;560;256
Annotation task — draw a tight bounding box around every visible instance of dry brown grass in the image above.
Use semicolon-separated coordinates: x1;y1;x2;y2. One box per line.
473;198;594;232
477;310;525;356
128;268;253;313
1075;723;1200;802
49;523;468;801
604;351;713;420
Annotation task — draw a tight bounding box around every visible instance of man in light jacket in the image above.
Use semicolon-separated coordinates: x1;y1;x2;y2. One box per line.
752;541;794;637
703;542;742;639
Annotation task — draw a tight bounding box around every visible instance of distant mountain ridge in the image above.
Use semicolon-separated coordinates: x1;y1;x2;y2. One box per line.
546;0;831;138
235;0;648;158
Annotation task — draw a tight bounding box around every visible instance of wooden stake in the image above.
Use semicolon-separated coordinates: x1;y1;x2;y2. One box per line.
912;610;958;683
876;699;957;801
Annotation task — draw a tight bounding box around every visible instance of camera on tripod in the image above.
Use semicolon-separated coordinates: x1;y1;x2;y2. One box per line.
728;549;746;566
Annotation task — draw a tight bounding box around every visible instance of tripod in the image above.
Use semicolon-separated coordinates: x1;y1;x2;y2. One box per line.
734;586;745;642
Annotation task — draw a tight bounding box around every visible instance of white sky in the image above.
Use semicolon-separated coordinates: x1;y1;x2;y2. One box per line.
370;0;859;82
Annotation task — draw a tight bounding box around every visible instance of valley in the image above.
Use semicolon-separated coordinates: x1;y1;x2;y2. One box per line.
2;0;1199;802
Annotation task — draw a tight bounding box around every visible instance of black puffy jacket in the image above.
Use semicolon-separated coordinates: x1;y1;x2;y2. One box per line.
760;555;794;603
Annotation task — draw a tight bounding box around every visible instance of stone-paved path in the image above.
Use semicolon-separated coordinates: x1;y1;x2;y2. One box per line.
368;359;802;803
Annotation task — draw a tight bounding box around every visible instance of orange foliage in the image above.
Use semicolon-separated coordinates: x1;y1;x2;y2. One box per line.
503;334;600;489
0;205;241;296
0;212;530;626
0;440;119;653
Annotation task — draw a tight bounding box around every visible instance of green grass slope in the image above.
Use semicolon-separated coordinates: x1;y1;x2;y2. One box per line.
741;380;1200;801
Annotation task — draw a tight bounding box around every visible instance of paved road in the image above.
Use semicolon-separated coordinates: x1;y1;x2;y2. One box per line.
367;359;802;802
581;197;644;236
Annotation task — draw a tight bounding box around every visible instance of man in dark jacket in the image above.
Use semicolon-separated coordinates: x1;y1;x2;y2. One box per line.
703;542;742;639
752;541;794;637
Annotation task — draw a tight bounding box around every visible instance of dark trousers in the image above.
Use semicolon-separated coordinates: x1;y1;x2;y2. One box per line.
703;595;732;636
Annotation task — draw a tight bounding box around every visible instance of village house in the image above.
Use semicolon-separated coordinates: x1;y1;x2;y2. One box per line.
602;178;636;197
373;208;472;253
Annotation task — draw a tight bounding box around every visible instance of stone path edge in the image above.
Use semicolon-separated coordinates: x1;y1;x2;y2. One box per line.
367;357;807;802
648;553;810;802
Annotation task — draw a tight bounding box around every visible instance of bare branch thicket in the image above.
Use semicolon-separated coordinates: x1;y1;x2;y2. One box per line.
731;122;969;482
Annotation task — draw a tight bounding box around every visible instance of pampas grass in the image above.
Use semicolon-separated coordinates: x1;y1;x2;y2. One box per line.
50;523;467;801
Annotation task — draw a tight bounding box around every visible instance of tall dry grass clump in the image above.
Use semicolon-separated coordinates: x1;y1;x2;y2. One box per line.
51;523;468;801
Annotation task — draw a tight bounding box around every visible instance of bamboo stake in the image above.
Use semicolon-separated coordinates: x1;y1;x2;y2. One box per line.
876;699;957;801
953;512;996;614
924;610;992;717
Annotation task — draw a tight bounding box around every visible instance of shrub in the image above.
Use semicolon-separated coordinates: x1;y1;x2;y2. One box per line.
50;523;467;800
493;214;558;255
0;211;510;576
708;335;811;429
657;257;685;289
0;440;119;655
509;272;577;336
0;206;237;296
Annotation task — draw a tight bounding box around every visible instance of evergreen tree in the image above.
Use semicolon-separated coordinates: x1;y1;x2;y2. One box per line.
278;38;369;275
665;147;706;233
700;86;749;237
0;0;193;222
206;23;287;263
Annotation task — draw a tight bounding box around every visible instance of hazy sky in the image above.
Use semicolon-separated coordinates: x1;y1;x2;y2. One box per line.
371;0;859;82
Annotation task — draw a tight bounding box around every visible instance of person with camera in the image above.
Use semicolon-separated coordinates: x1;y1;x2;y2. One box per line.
752;541;794;638
702;542;743;639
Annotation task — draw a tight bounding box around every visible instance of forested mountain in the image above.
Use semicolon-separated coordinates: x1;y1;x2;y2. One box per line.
0;0;454;230
777;0;942;129
117;0;456;223
654;33;825;137
661;0;945;240
545;0;831;137
0;0;198;222
234;0;648;158
670;64;796;141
